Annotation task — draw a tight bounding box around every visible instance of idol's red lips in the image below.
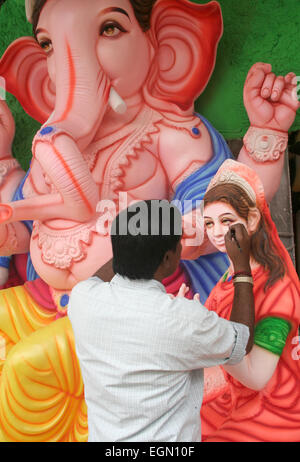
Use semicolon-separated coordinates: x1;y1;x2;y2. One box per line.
214;240;225;246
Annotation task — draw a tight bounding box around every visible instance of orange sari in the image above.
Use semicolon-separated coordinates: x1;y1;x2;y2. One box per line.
201;265;300;442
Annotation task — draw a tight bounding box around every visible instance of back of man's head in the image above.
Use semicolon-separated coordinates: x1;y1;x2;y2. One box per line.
111;200;182;280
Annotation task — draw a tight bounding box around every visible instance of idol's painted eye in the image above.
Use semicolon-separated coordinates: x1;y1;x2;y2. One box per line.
38;39;53;54
204;220;214;229
100;21;127;37
221;218;234;226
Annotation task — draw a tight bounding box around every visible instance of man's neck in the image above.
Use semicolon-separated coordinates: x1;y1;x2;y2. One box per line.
93;258;115;282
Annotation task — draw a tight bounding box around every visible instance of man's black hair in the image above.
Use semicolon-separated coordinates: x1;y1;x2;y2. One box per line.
0;0;7;6
111;200;182;280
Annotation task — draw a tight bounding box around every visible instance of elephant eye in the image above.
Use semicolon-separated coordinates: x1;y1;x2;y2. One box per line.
39;39;53;55
100;21;127;37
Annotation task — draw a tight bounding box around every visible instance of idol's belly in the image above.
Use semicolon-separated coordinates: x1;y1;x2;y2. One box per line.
29;163;169;291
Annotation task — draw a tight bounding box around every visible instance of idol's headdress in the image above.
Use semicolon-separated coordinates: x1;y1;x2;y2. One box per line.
206;159;264;208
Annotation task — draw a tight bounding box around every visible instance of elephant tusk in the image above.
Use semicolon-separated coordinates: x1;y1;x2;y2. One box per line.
25;0;35;23
109;88;127;114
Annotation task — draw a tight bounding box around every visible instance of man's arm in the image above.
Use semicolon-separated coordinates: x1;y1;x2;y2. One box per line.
230;278;255;355
93;258;115;282
226;224;255;355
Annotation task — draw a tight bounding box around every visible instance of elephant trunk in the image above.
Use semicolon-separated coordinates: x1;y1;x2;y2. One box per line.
45;27;126;152
44;40;110;151
30;36;118;221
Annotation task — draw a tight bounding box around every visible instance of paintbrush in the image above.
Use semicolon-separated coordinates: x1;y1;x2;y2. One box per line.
230;228;242;252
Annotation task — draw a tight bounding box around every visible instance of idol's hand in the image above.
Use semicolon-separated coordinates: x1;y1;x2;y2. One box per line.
168;283;200;301
244;63;300;132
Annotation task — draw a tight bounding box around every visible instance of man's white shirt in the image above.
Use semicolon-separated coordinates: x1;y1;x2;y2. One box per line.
68;274;249;442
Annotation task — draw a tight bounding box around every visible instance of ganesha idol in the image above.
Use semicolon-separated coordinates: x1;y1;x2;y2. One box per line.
0;0;298;442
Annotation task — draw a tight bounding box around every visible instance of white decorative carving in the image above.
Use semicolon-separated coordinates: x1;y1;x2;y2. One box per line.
244;126;288;163
32;221;96;269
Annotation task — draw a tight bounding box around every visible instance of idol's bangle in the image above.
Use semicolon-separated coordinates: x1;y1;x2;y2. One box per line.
233;276;254;285
243;126;288;163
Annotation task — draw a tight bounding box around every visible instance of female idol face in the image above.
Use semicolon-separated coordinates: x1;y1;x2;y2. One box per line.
204;201;249;254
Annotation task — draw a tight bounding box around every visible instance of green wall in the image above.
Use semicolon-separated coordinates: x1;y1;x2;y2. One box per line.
195;0;300;139
0;0;299;170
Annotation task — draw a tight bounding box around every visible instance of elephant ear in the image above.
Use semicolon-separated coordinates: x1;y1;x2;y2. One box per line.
0;37;55;124
144;0;223;115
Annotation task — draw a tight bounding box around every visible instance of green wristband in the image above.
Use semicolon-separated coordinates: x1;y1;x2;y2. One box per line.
254;316;292;356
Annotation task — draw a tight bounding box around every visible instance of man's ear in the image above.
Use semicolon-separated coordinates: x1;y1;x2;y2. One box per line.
248;208;261;234
162;250;172;268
